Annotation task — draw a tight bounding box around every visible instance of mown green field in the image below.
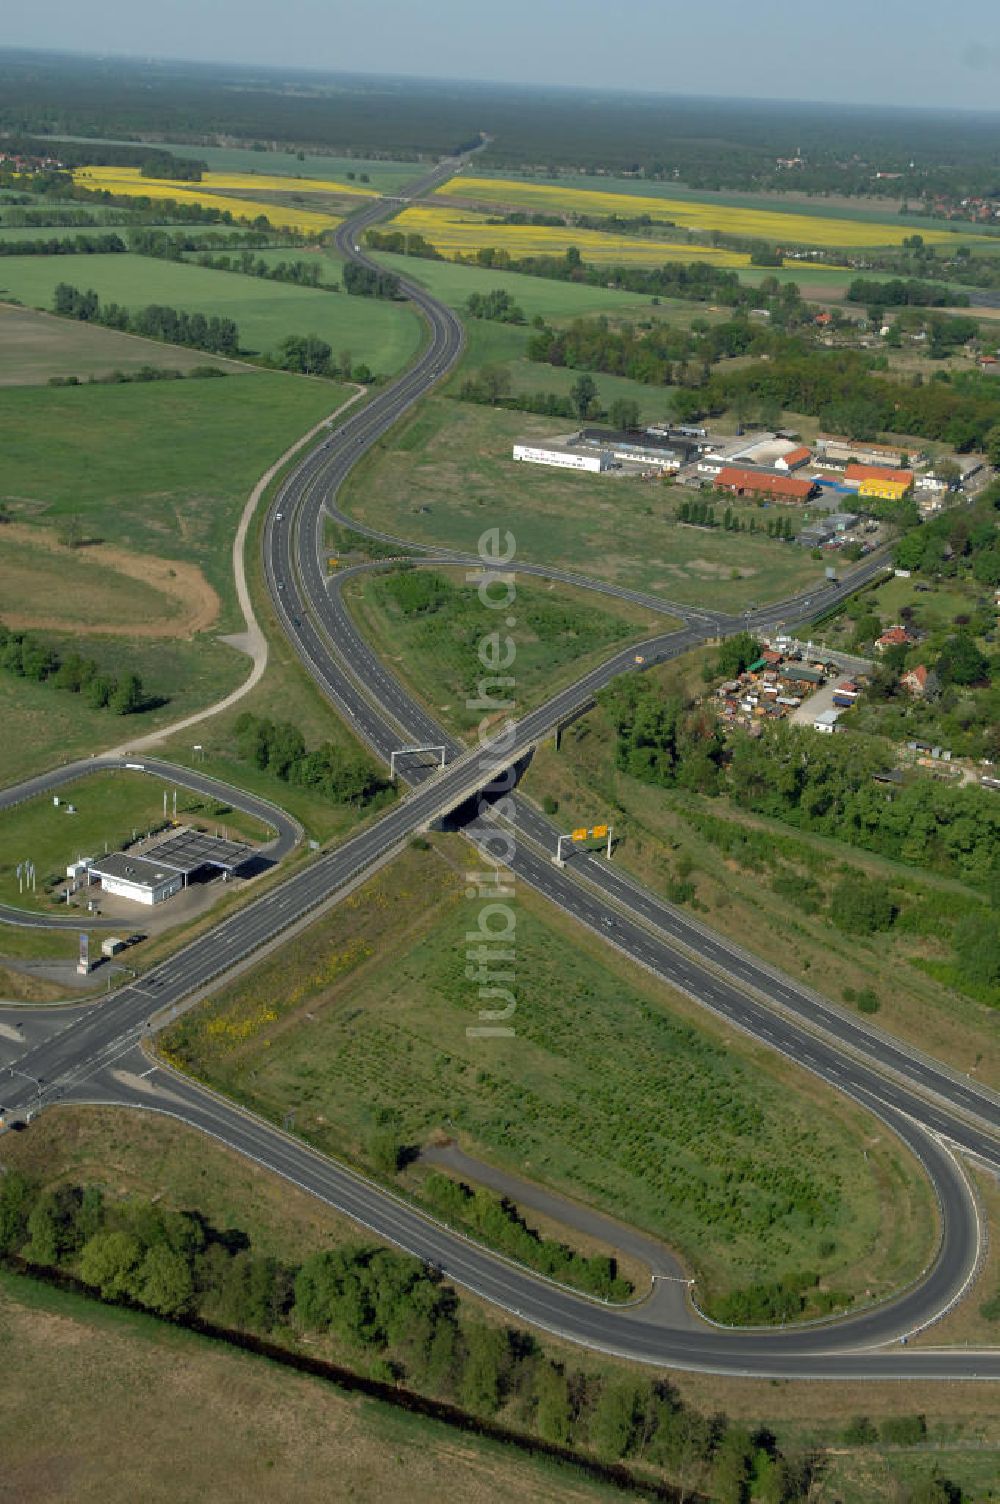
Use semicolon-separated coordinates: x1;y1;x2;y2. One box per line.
0;373;345;620
343;566;673;737
0;770;270;914
339;398;826;610
370;249;716;323
0;302;243;384
0;252;421;370
163;842;934;1315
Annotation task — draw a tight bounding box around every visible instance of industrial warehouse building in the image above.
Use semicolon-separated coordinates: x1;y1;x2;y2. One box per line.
512;442;610;473
815;435;917;469
714;466;817;502
577;426;700;469
843;463;915;501
83;829;256;907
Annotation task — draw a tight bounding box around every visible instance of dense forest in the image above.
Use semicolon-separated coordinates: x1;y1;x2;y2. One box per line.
5;50;1000;198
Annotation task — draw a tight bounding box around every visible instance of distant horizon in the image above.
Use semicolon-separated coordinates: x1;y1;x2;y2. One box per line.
3;0;1000;118
6;44;1000;125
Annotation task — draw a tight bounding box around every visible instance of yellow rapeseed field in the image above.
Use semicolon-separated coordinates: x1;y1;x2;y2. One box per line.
72;166;348;234
436;175;984;249
393;205;750;267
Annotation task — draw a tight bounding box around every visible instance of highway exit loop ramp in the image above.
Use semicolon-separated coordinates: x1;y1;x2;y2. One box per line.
2;162;998;1379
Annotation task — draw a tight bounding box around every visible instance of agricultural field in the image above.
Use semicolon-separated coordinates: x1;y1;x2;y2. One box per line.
338;398;827;611
0;302;244;385
480;169;1000;239
370;248;722;323
0;252;422;369
342;567;674;738
51;135;426;193
0;770;270;916
71;166;360;234
0;373;349;783
393;205;751;267
520;653;998;1082
439;176;991;250
163;841;935;1318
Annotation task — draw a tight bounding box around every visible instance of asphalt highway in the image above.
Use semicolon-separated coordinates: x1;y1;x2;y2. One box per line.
2;169;998;1377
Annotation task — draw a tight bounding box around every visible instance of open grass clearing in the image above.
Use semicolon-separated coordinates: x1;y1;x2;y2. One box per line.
163;841;936;1317
0;252;421;370
342;565;674;739
0;372;346;624
0;769;271;916
339;398;828;611
0;301;246;385
519;655;998;1084
0;523;219;636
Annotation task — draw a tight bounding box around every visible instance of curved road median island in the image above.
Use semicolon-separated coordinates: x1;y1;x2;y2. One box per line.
2;164;1000;1377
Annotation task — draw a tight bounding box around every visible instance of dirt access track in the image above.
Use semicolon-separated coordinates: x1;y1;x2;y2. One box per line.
0;523;220;638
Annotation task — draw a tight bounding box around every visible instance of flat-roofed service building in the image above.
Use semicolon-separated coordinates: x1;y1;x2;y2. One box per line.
512;443;610;473
85;852;184;907
84;828;256;907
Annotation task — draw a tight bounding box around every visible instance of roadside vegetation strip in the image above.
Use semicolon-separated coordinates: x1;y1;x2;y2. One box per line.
437;177;991;249
161;842;935;1323
392;206;751;266
342;567;671;739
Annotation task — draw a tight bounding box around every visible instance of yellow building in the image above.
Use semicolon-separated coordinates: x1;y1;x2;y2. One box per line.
858;477;912;502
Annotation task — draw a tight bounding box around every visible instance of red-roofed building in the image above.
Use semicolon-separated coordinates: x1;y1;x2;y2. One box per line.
901;664;929;696
715;466;816;502
774;445;812;471
876;625;914;652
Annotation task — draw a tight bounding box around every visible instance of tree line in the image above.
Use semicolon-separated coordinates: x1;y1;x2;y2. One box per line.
233;712;388;808
527;312;778;387
0;1169;822;1499
342;262;401;299
52;282;240;356
129;226;299;258
421;1173;632;1301
0;621;148;715
680;340;1000;451
0;232;126;257
846;276;968;309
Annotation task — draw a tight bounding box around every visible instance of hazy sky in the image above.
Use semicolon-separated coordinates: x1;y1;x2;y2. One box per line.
9;0;1000;113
